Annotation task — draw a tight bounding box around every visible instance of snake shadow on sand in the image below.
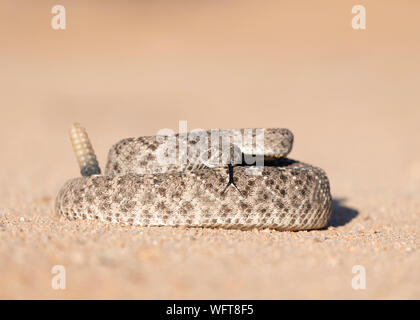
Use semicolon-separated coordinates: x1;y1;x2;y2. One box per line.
328;198;359;227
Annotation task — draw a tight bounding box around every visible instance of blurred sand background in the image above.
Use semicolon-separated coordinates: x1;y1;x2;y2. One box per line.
0;0;419;299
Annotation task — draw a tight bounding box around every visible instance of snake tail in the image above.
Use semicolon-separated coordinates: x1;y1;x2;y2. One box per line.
69;123;101;177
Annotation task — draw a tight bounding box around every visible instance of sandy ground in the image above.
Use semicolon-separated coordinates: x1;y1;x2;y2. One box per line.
0;1;419;299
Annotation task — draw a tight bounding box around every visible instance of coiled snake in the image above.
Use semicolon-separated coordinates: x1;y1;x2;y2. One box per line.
55;125;332;230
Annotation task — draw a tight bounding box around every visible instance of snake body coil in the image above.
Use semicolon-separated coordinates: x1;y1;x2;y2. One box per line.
56;127;332;231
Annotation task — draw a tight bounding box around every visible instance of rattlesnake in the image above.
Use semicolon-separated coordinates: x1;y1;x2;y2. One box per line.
55;125;332;230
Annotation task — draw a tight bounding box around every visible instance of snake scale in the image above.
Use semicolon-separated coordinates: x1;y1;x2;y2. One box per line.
55;125;332;231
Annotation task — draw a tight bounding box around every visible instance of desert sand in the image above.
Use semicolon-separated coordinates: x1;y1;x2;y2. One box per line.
0;1;419;299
